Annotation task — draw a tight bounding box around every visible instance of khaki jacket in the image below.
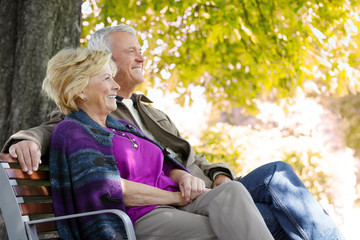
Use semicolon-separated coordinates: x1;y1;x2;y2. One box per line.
2;94;235;188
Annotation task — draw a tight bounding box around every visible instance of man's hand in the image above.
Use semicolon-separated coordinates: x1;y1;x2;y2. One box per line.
9;140;41;175
178;173;208;202
212;174;232;188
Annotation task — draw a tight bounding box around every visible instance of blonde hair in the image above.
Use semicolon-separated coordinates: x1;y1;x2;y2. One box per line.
42;48;117;115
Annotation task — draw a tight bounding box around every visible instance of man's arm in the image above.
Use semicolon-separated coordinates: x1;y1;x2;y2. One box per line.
1;109;64;174
151;106;236;181
140;101;236;187
193;153;235;188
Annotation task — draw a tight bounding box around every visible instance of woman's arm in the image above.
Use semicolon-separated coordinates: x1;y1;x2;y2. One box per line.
121;179;189;207
168;169;208;202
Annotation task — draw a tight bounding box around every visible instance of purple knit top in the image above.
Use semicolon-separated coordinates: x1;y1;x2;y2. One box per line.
109;128;180;224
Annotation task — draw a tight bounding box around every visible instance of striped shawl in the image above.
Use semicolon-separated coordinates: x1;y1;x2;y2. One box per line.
49;109;182;239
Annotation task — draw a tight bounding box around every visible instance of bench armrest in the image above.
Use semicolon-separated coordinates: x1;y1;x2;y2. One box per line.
25;209;136;240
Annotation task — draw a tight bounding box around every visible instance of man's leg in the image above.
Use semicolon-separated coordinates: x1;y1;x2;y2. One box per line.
256;203;289;240
181;181;274;240
134;205;217;240
238;161;344;240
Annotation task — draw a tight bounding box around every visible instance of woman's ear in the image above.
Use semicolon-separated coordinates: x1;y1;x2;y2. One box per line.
76;91;87;102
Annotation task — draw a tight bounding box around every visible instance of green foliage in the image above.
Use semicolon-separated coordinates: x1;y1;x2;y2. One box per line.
194;125;244;173
283;151;331;203
82;0;360;112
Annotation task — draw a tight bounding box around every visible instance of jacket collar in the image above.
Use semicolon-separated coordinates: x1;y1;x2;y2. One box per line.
115;95;136;105
116;93;153;105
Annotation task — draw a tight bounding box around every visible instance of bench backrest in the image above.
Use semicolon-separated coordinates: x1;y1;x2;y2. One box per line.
0;153;58;239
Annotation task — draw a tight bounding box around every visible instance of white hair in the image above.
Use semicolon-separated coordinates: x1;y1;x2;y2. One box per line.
87;24;137;52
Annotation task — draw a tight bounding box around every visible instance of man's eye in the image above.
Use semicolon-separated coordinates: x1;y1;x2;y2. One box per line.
129;49;134;54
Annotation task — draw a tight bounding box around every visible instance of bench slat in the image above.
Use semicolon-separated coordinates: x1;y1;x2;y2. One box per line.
20;203;54;215
1;153;66;239
0;153;18;163
5;168;49;180
13;185;51;197
35;221;57;232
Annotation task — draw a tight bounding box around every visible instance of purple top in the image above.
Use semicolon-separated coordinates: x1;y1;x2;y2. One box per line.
109;129;180;224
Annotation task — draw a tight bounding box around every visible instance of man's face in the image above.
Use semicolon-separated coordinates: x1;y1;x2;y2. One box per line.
108;31;145;92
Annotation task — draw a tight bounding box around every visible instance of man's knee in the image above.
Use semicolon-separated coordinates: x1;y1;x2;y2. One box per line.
266;161;294;173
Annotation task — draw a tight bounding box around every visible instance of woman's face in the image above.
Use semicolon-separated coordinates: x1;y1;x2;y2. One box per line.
80;63;120;118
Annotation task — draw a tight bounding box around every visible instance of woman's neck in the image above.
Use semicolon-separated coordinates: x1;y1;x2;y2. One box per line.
82;109;108;128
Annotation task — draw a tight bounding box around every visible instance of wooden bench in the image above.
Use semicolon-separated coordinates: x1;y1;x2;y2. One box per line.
0;153;136;240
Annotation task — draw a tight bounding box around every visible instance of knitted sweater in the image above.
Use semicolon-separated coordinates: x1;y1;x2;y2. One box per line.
50;109;185;240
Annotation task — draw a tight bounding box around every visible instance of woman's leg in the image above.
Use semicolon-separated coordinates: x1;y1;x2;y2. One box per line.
181;181;274;240
238;161;344;240
134;205;217;240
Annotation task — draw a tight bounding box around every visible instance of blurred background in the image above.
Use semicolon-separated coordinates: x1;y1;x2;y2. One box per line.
81;1;360;238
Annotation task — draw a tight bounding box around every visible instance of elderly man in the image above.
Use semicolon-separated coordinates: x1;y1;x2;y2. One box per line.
2;24;343;240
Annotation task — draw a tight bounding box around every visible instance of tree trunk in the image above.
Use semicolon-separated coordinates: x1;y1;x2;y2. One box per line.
0;0;82;238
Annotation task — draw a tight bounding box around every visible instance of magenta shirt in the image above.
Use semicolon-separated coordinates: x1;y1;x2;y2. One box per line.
108;129;180;224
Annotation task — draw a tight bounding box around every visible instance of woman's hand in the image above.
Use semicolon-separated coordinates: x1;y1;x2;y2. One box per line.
172;192;192;207
170;169;208;202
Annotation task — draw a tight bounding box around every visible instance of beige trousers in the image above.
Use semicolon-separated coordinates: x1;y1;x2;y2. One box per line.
134;181;274;240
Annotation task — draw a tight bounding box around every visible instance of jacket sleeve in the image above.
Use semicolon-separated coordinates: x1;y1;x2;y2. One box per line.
1;109;64;156
148;106;235;181
193;153;235;180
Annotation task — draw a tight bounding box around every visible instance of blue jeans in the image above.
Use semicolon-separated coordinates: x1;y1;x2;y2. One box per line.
237;161;344;240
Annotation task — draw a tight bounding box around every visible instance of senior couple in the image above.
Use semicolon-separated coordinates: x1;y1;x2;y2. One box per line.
3;25;344;240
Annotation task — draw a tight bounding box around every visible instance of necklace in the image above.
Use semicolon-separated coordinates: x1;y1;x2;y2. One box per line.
120;132;138;149
106;127;139;149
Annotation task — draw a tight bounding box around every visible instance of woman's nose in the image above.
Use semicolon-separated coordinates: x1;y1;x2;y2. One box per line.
112;77;120;90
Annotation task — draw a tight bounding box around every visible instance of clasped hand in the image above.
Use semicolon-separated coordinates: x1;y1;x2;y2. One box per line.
178;173;209;204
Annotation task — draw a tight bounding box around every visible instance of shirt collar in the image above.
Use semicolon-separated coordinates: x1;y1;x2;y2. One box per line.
116;95;136;106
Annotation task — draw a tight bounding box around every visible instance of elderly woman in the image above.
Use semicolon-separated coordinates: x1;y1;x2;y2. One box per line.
42;48;274;240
